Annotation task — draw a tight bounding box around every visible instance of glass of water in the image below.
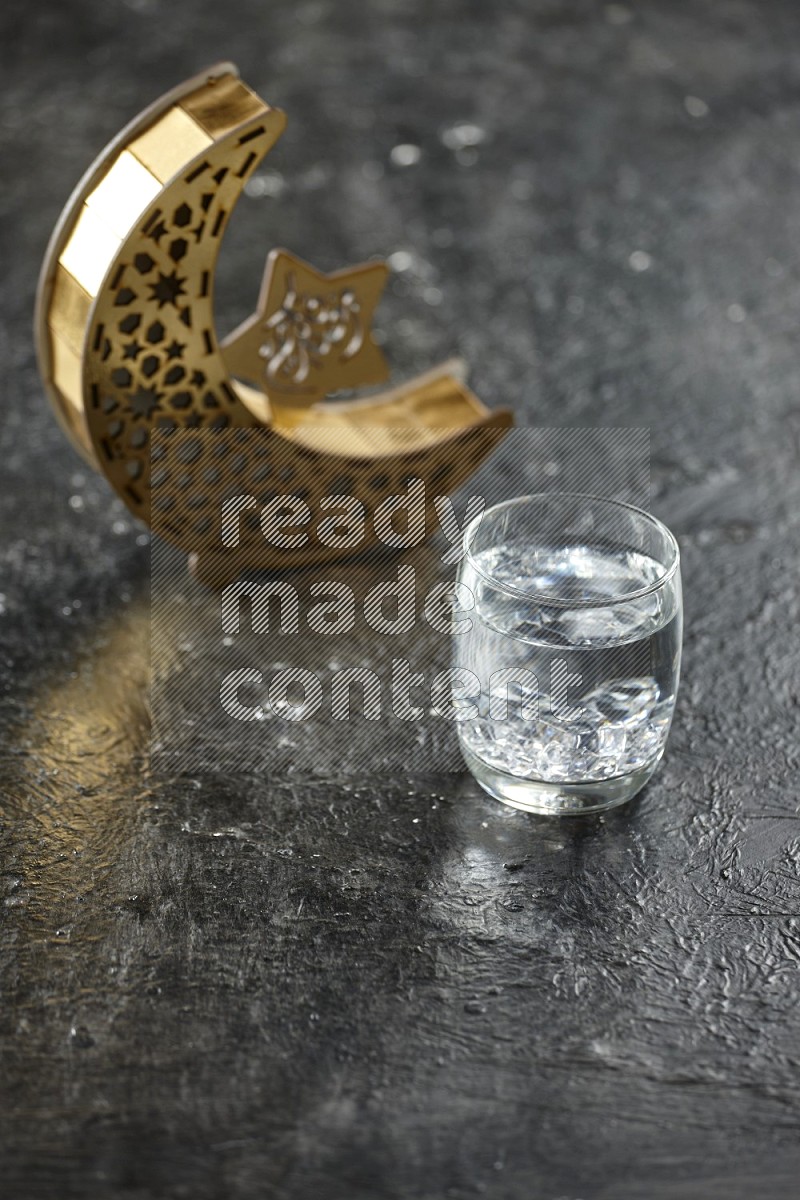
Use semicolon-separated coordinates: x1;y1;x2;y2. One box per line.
453;493;682;815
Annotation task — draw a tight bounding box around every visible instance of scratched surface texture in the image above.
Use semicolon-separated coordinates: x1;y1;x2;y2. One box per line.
2;1;800;1198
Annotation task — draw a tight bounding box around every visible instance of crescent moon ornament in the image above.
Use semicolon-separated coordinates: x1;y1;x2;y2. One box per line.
35;64;512;585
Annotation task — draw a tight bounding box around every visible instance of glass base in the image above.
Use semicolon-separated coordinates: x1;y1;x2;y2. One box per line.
461;745;659;816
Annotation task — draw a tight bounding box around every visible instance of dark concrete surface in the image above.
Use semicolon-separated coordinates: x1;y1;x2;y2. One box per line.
2;1;800;1197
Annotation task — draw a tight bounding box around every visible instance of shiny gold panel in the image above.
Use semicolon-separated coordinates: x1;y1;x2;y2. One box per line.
59;203;121;296
50;331;83;411
85;150;162;239
179;75;269;137
49;266;92;354
129;106;213;184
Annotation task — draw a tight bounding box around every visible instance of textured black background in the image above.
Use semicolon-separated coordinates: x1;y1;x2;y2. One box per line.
3;2;800;1197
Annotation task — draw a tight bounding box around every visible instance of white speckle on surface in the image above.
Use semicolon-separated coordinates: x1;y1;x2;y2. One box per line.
222;636;233;647
68;494;84;511
727;303;746;323
388;250;415;272
112;520;128;535
136;533;149;546
629;250;653;272
423;286;443;306
441;122;487;151
70;472;86;488
390;143;421;167
684;95;710;118
245;170;286;199
298;162;331;190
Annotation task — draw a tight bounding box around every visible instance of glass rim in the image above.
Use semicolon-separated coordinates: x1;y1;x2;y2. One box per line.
462;491;681;608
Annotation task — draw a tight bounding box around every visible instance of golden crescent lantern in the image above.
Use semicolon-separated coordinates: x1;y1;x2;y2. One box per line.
35;63;512;584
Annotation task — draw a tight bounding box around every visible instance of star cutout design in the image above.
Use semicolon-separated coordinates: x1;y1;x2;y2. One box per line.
122;339;143;360
127;387;162;421
148;270;187;309
222;249;389;407
165;339;186;360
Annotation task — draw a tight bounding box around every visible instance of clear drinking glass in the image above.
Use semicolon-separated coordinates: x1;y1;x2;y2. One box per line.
453;493;682;815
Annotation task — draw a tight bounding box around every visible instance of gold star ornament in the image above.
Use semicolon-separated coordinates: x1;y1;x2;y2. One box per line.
222;250;390;408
